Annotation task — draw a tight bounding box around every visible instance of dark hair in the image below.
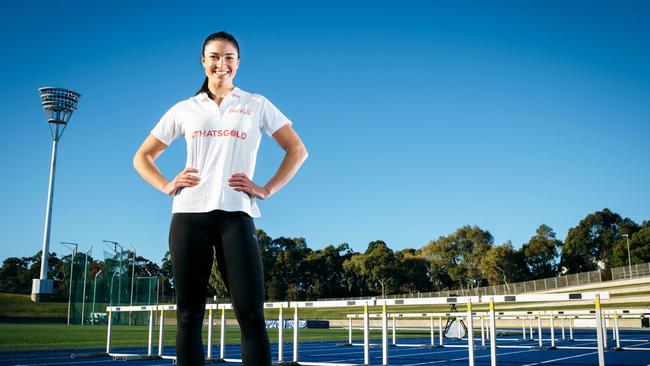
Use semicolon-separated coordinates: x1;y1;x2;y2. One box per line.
196;31;240;97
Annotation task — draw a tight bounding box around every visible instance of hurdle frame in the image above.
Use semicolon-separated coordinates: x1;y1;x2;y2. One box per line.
101;291;650;366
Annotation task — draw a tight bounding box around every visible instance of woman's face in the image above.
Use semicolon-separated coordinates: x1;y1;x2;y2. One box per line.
201;40;240;86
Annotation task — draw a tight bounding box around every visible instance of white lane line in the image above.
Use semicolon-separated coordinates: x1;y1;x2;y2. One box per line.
10;360;117;366
403;348;533;366
521;351;597;366
521;340;650;366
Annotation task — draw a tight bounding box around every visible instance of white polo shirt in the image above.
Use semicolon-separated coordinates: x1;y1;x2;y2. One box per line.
151;88;292;217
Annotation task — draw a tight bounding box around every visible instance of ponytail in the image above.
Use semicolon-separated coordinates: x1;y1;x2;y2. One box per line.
195;76;214;98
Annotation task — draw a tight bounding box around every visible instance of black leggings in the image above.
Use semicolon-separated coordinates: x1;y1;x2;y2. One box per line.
169;210;271;366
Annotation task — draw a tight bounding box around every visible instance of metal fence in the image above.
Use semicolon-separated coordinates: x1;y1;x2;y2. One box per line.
611;262;650;281
328;262;650;302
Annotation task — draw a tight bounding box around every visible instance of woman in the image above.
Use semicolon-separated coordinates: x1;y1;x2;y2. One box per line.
133;31;308;366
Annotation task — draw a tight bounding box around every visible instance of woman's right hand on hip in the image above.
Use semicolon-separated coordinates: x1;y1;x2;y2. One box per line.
162;167;200;196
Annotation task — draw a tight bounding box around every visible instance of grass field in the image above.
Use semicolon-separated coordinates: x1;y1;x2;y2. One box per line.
0;323;431;351
0;293;67;318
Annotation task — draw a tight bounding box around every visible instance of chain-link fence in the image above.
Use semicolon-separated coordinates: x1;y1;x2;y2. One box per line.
397;262;650;299
63;249;167;326
611;262;650;281
405;269;605;298
330;262;650;301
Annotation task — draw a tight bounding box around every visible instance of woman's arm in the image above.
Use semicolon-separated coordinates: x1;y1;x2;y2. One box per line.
228;124;308;199
133;134;200;196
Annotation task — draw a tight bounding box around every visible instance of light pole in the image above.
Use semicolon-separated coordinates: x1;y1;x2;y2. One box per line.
110;272;119;306
32;87;81;303
622;234;632;278
103;240;123;305
80;246;92;325
91;270;103;325
61;242;78;325
144;269;153;305
129;245;136;326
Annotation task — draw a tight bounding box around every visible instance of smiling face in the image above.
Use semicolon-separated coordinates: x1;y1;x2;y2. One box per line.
201;40;240;88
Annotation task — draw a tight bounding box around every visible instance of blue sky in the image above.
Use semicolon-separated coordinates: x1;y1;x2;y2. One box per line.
0;0;648;263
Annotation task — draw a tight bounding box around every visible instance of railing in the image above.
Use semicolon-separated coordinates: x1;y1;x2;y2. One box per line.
611;262;650;281
327;262;650;302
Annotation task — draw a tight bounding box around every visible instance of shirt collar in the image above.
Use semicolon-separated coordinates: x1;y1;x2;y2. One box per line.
198;87;241;100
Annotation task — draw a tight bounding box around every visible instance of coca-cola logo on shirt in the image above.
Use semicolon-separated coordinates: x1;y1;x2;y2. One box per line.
229;108;252;115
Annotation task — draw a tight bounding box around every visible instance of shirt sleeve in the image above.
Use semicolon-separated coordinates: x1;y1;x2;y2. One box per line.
151;104;183;145
260;96;292;137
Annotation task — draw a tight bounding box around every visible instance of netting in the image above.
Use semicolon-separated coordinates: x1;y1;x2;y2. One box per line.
66;248;163;326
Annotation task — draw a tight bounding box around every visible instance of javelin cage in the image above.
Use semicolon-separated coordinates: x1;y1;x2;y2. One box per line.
65;245;163;326
92;291;646;366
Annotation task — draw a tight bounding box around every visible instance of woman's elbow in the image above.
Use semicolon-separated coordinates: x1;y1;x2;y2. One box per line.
133;150;146;172
296;143;308;163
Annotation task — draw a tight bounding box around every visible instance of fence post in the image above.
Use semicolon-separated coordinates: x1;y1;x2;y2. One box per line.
595;295;605;366
467;300;475;366
489;299;496;366
549;315;556;349
599;270;602;282
363;304;369;365
294;306;299;362
382;303;388;366
348;316;353;345
481;315;486;347
392;315;396;345
614;312;621;350
278;306;284;362
207;308;213;359
220;307;226;359
147;309;154;356
106;310;112;354
439;316;444;346
430;315;434;346
158;309;164;356
537;315;543;348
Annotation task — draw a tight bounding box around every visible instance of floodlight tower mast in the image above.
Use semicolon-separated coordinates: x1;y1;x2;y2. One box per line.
32;87;81;302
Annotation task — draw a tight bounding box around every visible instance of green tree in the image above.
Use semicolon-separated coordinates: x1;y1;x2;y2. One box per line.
209;259;229;299
256;229;275;293
160;251;174;298
265;236;310;301
302;243;352;300
361;241;399;297
421;225;493;290
522;224;562;278
342;253;368;297
395;249;431;294
611;222;650;267
478;241;529;286
560;209;639;273
0;257;32;294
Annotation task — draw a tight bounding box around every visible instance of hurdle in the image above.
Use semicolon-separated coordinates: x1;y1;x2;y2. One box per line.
346;310;479;348
103;291;650;366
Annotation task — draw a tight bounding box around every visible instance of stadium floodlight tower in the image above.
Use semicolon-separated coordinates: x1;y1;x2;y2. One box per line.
31;87;81;302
